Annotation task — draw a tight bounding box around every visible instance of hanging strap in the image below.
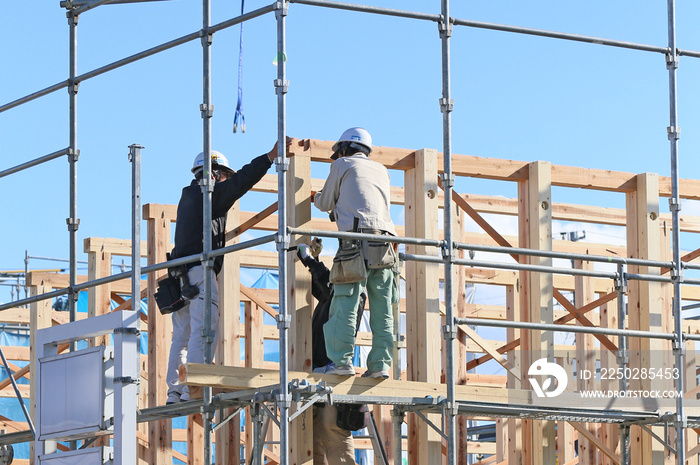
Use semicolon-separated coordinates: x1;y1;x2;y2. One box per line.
233;0;246;133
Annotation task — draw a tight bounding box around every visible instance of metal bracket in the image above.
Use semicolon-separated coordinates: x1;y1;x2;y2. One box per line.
275;233;290;252
639;423;677;454
616;349;629;367
439;97;454;114
67;148;80;162
274;79;290;95
275;156;289;172
114;376;140;385
667;125;680;141
276;314;291;330
67;81;80;95
668;197;681;212
66;10;79;25
672;334;686;356
442;324;457;340
275;392;291;409
66;217;80;232
670;265;683;284
113;327;140;336
440;172;455;188
199;329;215;344
414;409;448;440
274;1;289;17
614;271;628;295
438;15;453;38
665;51;679;70
212;406;243;433
200;103;215;118
199;29;213;46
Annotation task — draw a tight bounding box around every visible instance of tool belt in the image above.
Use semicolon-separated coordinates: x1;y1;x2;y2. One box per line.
154;253;200;315
330;239;367;284
360;229;396;270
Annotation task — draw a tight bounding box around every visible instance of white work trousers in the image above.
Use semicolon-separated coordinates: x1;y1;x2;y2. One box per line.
166;265;219;399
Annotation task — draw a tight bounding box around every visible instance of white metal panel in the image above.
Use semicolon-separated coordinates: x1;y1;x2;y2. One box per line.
38;446;113;464
38;346;110;440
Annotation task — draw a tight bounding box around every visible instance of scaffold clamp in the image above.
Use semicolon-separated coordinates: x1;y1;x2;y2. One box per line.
668;197;681;212
274;1;289;17
438;15;453;38
114;376;139;385
114;327;140;336
440;172;455;188
275;156;289;172
66;217;80;232
667;125;680;141
276;314;291;330
672;334;686;356
274;79;289;95
66;147;80;162
439;97;454;114
275;392;291;409
200;103;215;118
442;324;457;340
665;51;679;70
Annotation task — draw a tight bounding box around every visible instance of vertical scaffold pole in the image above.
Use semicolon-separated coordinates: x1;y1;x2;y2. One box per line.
66;9;80;452
275;2;291;465
616;264;629;465
439;1;457;464
201;0;216;463
67;7;79;334
666;2;686;464
129;144;143;312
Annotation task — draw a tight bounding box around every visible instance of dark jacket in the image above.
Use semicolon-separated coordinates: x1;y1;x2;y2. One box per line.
172;153;272;274
308;258;366;369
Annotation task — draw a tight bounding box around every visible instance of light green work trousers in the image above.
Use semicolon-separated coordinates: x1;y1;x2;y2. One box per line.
324;267;394;372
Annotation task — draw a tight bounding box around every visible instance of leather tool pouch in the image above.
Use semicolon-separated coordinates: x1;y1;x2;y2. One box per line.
361;230;397;270
330;239;367;284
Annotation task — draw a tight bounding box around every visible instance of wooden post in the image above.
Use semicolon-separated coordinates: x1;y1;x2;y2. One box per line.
245;300;264;461
216;204;242;465
456;208;469;465
405;148;441;465
505;283;523;464
286;153;313;465
144;203;175;464
626;173;660;464
575;259;596;465
599;297;619;465
518;161;555;465
85;239;112;347
29;275;52;464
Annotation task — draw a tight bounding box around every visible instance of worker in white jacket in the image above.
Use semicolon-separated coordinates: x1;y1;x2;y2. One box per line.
313;127;397;379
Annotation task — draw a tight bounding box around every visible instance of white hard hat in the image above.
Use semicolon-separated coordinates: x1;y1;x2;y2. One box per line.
191;150;233;174
332;127;372;153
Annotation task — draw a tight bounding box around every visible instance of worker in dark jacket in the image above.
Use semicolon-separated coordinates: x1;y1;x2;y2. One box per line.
166;144;281;404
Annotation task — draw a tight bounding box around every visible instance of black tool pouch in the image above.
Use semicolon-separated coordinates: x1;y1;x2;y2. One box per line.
335;403;369;431
154;276;186;315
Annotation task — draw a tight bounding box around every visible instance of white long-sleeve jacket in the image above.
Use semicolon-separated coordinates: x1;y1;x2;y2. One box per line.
314;153;396;235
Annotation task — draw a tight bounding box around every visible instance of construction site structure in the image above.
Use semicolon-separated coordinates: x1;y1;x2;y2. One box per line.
1;1;700;464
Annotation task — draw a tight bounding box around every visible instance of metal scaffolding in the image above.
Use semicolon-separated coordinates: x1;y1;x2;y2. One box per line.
1;0;699;464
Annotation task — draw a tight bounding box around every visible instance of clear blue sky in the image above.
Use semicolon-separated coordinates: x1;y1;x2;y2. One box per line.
2;1;700;303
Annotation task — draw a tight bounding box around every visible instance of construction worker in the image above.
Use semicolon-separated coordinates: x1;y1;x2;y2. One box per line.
297;242;365;464
166;143;284;404
313;127;397;379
